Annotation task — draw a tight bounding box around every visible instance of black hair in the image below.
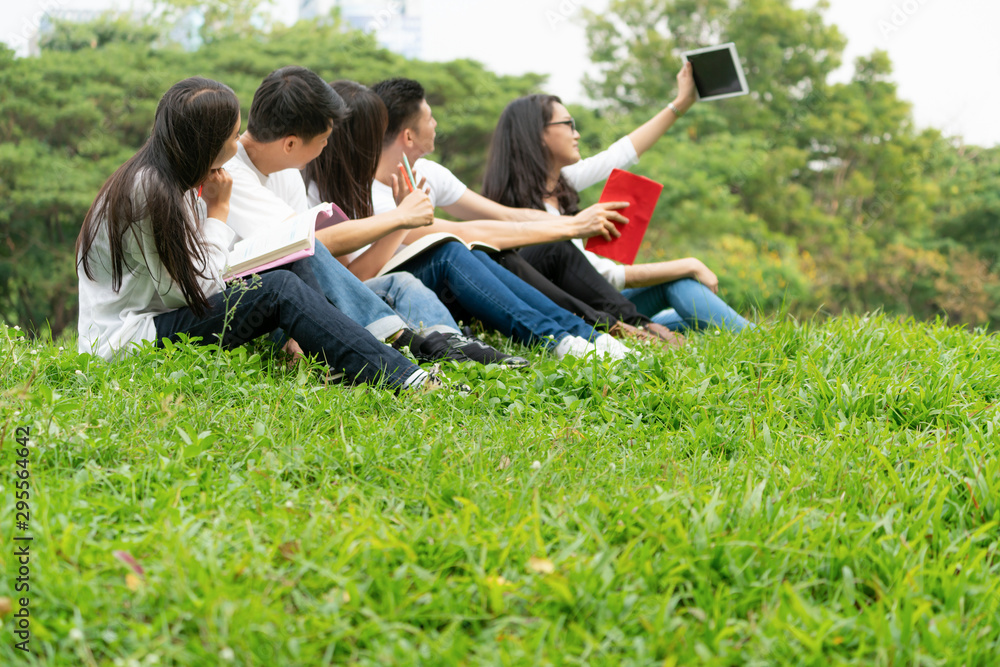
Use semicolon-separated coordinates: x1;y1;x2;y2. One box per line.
370;77;426;147
305;80;388;219
482;94;581;215
247;66;348;142
77;77;240;315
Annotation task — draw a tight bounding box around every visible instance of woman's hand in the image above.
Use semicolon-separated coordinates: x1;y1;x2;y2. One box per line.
673;62;697;114
395;188;435;229
200;168;233;222
568;201;629;240
686;257;719;293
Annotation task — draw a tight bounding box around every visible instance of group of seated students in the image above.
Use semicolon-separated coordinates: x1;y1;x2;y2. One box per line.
76;64;751;393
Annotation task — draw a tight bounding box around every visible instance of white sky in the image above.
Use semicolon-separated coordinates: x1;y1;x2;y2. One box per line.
3;0;999;146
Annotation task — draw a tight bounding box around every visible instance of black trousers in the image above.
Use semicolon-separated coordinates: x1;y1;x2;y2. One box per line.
493;241;650;327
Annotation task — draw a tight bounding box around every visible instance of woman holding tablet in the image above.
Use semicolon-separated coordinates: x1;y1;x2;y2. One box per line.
482;64;751;333
76;77;438;392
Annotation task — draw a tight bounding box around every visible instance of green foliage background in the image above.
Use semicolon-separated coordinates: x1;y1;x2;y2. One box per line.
1;0;998;336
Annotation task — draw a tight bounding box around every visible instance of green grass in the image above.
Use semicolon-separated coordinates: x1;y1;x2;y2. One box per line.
1;314;999;665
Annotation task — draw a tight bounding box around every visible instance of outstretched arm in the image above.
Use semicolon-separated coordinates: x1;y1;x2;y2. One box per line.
442;188;554;222
628;63;698;157
401;201;631;250
317;186;434;260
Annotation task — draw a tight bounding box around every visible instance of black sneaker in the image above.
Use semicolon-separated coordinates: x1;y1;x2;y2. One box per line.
394;330;470;364
442;333;530;368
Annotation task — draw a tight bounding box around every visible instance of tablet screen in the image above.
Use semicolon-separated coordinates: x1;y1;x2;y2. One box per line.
687;48;745;98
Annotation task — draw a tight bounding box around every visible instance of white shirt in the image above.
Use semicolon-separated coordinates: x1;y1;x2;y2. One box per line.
224;143;311;241
370;157;467;216
77;175;234;360
556;136;640;291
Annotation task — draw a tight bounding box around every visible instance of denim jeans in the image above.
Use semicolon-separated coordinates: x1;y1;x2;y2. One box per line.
153;270;424;391
395;242;594;347
622;278;751;332
470;250;596;339
306;242;405;340
364;273;460;335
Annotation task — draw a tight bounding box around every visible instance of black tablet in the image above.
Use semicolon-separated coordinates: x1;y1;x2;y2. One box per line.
681;43;750;101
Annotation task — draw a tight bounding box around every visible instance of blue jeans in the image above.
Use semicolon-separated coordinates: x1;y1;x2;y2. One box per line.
622;279;751;332
364;273;460;335
470;250;595;339
396;242;594;347
306;243;405;340
153;270;425;391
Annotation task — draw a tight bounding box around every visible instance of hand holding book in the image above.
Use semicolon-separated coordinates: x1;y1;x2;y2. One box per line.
570;201;630;241
584;169;664;265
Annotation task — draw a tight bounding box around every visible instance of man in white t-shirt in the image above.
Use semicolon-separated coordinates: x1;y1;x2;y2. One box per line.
225;66;524;366
369;78;686;345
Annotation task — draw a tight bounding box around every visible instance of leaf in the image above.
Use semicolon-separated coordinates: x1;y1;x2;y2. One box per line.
527;556;555;575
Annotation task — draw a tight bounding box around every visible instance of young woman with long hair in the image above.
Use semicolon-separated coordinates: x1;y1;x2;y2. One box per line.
76;77;435;391
482;68;751;334
302;80;631;361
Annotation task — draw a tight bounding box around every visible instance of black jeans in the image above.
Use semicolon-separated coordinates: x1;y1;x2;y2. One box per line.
495;242;651;326
152;270;421;391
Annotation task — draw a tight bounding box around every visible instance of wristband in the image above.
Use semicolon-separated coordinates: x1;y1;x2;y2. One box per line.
668;102;683;118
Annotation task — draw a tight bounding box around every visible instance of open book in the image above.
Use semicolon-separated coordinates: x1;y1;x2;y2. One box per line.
225;203;331;279
377;232;500;277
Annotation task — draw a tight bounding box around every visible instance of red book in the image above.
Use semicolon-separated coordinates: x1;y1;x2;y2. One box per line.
584;168;663;265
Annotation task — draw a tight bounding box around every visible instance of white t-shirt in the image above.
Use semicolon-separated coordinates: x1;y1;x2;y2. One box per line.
556;136;640;291
370;157;467;216
77;175;234;360
223;143;311;241
363;157;469;265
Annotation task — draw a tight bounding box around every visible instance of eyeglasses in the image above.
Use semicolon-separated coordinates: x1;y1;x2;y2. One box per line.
546;118;576;133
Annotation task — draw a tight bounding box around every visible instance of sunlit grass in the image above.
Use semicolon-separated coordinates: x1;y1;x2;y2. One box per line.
1;314;998;665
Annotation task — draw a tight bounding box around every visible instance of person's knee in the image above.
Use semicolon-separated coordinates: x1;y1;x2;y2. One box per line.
434;242;465;262
387;271;423;291
256;270;320;308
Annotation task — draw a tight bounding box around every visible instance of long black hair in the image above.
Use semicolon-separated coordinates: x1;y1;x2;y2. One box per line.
482;94;581;215
304;80;388;219
76;77;240;315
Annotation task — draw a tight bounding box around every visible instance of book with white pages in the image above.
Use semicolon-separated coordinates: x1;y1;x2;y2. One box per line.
376;232;500;278
225;203;332;280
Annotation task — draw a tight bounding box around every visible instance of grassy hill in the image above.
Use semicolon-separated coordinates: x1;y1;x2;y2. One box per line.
1;315;998;665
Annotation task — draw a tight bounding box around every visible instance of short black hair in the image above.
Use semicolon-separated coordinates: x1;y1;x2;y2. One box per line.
370;77;425;146
247;66;348;142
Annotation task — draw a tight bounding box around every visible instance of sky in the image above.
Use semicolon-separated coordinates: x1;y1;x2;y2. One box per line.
3;0;999;146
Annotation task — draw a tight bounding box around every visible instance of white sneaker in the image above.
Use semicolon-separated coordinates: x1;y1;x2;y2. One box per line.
594;333;632;360
553;335;595;359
